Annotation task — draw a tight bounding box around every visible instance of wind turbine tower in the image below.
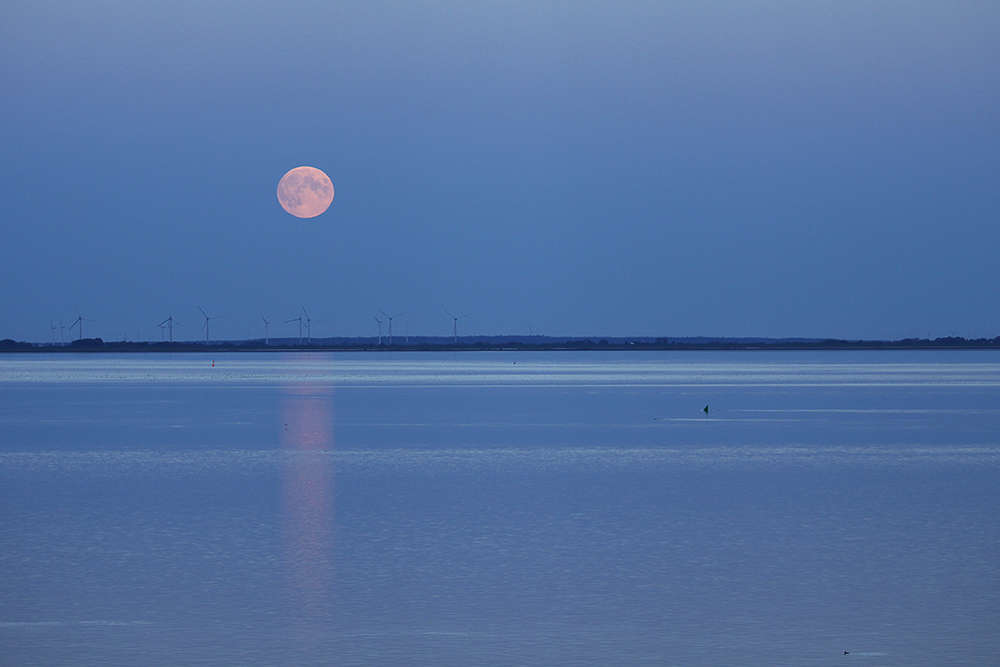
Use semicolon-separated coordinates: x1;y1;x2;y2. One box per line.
378;310;403;346
302;307;312;344
286;312;304;345
68;306;93;341
198;307;221;343
159;313;182;342
445;310;469;344
50;320;56;345
262;316;270;346
373;315;383;345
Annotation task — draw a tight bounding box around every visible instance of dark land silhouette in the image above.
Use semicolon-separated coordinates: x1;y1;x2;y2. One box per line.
3;335;1000;353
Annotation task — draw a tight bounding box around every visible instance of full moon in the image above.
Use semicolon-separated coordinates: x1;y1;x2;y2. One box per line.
277;166;334;218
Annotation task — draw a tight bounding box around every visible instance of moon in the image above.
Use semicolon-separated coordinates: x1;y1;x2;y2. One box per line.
277;166;334;218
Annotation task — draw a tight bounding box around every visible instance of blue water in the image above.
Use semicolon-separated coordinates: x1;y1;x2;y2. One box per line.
1;351;998;666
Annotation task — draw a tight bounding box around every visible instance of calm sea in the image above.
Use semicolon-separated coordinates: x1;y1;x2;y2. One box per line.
1;351;998;666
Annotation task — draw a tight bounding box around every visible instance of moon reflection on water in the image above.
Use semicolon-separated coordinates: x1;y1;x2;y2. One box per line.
280;383;335;617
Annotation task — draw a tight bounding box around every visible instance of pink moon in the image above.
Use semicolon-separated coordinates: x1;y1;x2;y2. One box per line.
277;166;334;218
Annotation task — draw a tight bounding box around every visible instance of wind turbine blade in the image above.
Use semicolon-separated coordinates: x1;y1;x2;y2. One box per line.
444;310;454;319
198;306;207;318
379;309;389;318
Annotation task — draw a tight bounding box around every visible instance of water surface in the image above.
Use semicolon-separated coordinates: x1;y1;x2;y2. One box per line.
1;351;998;665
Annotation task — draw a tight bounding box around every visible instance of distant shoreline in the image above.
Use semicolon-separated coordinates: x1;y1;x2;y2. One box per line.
3;336;1000;353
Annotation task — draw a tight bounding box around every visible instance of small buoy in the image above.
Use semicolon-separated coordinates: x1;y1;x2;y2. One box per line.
703;405;709;413
212;361;215;367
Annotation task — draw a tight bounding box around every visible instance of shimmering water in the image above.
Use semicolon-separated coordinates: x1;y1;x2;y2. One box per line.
1;351;998;666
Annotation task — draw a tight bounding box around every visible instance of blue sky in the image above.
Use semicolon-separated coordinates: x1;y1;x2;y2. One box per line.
2;1;998;342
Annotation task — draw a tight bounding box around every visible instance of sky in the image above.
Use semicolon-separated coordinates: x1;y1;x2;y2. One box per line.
2;1;998;343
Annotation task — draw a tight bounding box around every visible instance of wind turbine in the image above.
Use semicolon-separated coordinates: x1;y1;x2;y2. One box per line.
262;316;270;346
373;315;384;345
378;310;403;345
50;320;57;345
287;311;304;345
59;318;65;345
198;306;221;343
302;307;313;344
445;310;469;344
68;305;93;341
159;312;182;342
